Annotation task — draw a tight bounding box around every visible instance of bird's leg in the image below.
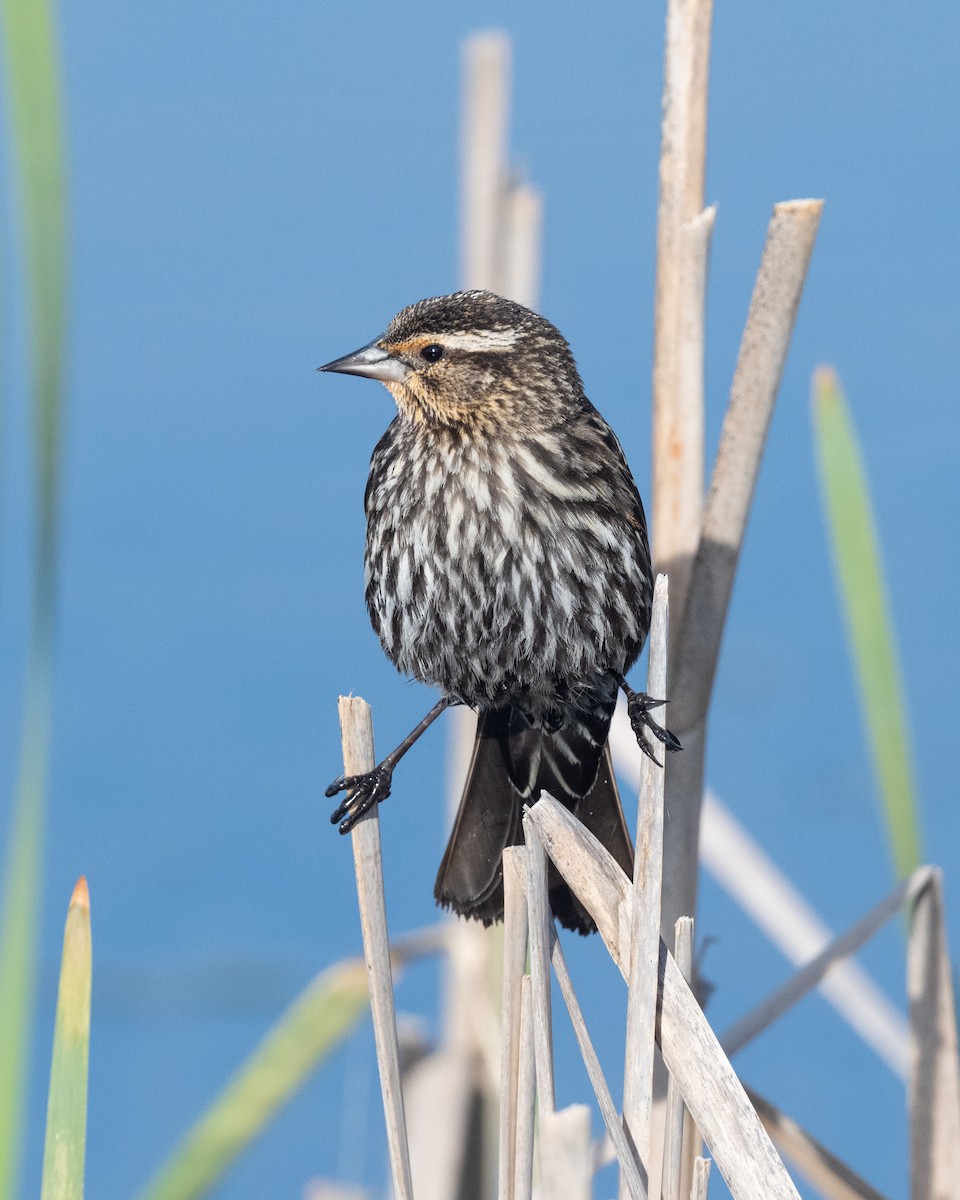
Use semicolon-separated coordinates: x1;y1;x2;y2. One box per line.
614;673;682;764
327;695;459;834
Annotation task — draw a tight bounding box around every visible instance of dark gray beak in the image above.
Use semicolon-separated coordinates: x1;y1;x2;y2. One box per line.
318;339;409;384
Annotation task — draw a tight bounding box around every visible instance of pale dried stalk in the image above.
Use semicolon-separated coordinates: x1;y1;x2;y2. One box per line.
442;27;513;1104
526;794;801;1200
689;1157;711;1200
673;198;825;730
540;1106;592;1200
621;575;670;1186
404;1049;474;1200
502;182;543;311
336;697;414;1200
652;0;714;618
514;975;536;1200
745;1087;889;1200
460;30;510;291
661;198;824;947
697;787;909;1076
498;848;529;1200
520;820;556;1115
907;869;960;1199
721;866;932;1058
550;927;648;1200
662;917;694;1200
656;205;716;638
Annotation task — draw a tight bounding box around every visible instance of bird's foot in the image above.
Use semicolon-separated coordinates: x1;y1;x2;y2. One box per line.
326;766;394;834
626;691;682;764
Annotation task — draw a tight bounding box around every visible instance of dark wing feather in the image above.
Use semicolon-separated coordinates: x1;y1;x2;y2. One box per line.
435;707;634;934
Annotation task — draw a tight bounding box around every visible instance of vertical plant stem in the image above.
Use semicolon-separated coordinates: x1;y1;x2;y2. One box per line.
661;917;694;1200
521;818;555;1115
460;30;510;292
539;1105;592;1200
621;576;670;1190
513;976;535;1200
652;0;713;617
689;1157;710;1200
906;870;960;1198
337;697;414;1200
498;847;529;1200
442;42;516;1142
502;182;543;312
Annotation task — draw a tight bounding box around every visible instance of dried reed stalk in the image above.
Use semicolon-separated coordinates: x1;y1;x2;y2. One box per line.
502;182;543;312
746;1087;888;1200
522;819;556;1115
621;575;670;1185
652;0;714;619
661;199;824;945
721;866;932;1058
907;869;960;1199
460;30;510;292
404;1049;473;1200
549;927;648;1200
513;976;536;1200
526;793;801;1200
498;848;529;1200
689;1157;711;1200
442;35;549;1200
661;917;694;1200
336;697;414;1200
697;786;909;1075
441;45;515;1192
539;1105;592;1200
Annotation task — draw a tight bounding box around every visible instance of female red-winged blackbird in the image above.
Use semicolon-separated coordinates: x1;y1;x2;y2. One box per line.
320;291;678;933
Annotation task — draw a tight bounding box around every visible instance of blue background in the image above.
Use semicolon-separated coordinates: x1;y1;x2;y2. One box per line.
2;2;957;1197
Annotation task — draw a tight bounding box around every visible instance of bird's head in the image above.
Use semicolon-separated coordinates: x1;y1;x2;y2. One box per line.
319;291;583;432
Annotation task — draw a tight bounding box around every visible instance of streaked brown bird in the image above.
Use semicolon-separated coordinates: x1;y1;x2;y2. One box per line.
320;291;678;933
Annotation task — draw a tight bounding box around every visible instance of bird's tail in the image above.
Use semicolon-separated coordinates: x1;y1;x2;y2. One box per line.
434;706;634;934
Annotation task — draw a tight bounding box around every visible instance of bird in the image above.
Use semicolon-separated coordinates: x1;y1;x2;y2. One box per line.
319;290;679;934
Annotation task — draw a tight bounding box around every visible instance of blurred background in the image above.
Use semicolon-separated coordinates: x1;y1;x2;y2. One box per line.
1;1;957;1197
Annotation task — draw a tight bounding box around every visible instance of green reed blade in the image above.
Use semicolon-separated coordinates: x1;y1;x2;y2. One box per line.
40;880;91;1200
812;367;923;879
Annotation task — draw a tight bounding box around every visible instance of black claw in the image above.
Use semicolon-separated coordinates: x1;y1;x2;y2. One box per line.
326;765;394;834
638;737;663;768
625;688;682;762
329;796;352;825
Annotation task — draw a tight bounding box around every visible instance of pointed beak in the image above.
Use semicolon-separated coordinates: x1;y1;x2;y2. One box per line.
317;339;409;383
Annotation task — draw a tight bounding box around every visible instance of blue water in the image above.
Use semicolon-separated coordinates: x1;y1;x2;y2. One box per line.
2;3;958;1197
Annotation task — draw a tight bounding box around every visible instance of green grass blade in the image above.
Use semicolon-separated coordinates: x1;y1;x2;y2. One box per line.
136;927;445;1200
134;958;375;1200
812;367;923;878
0;0;68;1191
41;879;91;1200
1;0;67;602
0;688;48;1200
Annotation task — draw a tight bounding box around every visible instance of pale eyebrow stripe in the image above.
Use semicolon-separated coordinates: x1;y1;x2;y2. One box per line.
435;329;520;352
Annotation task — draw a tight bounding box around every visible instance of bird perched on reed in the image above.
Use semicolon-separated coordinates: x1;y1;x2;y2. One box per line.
320;290;678;933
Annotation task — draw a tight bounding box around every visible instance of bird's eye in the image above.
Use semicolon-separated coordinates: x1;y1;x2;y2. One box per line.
420;343;444;364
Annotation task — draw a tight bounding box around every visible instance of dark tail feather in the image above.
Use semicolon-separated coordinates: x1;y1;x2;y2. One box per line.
434;708;520;926
434;709;634;935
